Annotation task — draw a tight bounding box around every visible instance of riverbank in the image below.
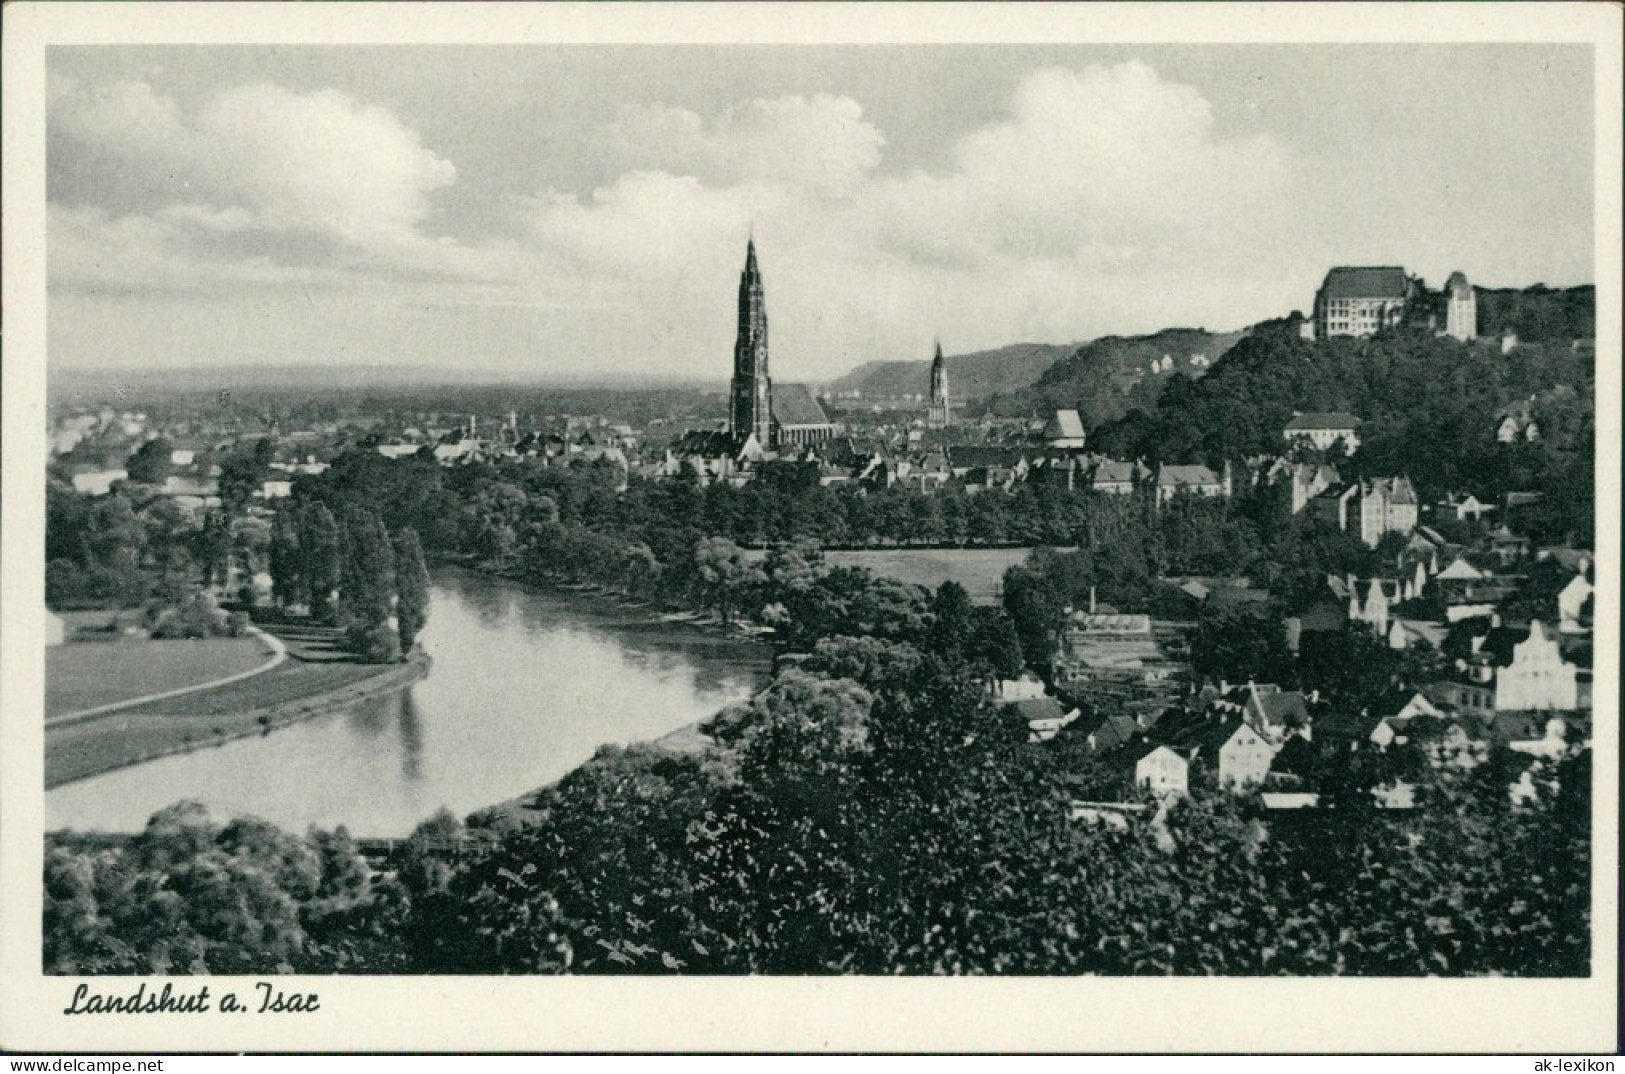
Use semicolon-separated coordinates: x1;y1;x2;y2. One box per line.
45;648;432;789
452;557;778;644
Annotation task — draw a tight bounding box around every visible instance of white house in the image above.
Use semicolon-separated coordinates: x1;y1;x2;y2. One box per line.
1283;412;1362;454
993;672;1048;700
1135;744;1191;799
1156;464;1226;504
1218;721;1279;789
1494;620;1578;711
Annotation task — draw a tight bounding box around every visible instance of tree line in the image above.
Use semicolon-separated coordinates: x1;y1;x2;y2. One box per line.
1087;325;1593;547
266;501;430;663
46;613;1590;976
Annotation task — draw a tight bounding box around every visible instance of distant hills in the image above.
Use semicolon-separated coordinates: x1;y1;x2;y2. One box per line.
825;342;1079;401
48;363;721;406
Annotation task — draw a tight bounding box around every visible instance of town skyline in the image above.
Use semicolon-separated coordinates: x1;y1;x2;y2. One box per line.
48;43;1595;381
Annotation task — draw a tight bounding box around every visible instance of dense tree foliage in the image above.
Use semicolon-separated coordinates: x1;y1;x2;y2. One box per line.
45;802;407;974
124;437;174;486
393;529;432;654
49;678;1587;976
1088;324;1593;545
337;509;400;663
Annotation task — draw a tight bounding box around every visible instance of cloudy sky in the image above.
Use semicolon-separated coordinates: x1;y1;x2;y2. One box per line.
47;44;1594;382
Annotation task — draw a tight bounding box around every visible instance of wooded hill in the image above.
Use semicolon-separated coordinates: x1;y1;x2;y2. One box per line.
990;327;1248;426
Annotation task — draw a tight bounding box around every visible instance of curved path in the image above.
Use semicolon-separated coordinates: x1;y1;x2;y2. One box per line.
46;627;289;729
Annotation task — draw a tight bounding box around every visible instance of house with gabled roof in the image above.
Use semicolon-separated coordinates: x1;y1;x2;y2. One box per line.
1443;493;1496;523
999;696;1081;743
1134;744;1192;799
1043;409;1087;450
1387;617;1447;652
1190;715;1280;790
1310;477;1417;548
946;445;1031;477
1346;576;1401;637
1494;620;1578;711
1283;412;1362;454
1270;459;1341;513
1090;458;1147;495
1084;714;1143;754
1239;683;1310;744
1155;463;1226;504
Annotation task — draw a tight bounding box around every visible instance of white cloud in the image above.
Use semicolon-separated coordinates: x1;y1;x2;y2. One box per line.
514;62;1297;376
191;84;456;246
49;77;481;282
49;62;1304;377
865;63;1289;261
606;94;884;196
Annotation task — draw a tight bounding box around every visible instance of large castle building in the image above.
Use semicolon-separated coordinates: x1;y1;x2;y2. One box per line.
1313;266;1414;339
726;240;835;450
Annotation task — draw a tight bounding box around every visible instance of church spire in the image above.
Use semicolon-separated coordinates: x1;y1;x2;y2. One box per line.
730;238;772;448
928;337;951;429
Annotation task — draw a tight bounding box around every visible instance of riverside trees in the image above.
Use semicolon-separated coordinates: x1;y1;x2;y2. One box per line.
265;502;429;663
46;520;1590;975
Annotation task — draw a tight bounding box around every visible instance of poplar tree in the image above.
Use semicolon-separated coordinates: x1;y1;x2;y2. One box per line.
393;528;431;655
340;508;398;663
268;507;304;609
299;502;343;622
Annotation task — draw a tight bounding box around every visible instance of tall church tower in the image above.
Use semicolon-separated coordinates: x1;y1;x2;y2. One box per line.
926;339;951;429
729;239;773;448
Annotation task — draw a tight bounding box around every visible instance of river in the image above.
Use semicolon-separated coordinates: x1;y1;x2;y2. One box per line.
45;568;771;837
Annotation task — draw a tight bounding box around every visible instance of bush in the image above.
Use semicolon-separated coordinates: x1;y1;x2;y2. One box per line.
150;592;229;640
346;621;401;664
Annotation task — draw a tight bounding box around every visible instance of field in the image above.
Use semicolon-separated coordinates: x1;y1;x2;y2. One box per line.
46;636;271;719
821;547;1043;604
115;659;385;717
45;654;428;788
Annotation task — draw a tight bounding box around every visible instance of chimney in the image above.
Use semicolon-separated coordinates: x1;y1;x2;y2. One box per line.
1089;587;1097;614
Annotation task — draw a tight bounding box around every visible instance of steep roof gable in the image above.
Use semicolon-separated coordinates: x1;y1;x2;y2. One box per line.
771;383;833;428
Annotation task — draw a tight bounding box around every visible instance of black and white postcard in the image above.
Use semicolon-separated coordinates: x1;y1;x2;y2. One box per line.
2;1;1619;1054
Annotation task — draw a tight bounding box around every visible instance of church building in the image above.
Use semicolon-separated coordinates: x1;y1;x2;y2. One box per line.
727;239;835;451
926;340;952;429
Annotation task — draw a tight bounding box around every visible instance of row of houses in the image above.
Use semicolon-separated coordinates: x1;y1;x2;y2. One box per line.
1006;673;1586;811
